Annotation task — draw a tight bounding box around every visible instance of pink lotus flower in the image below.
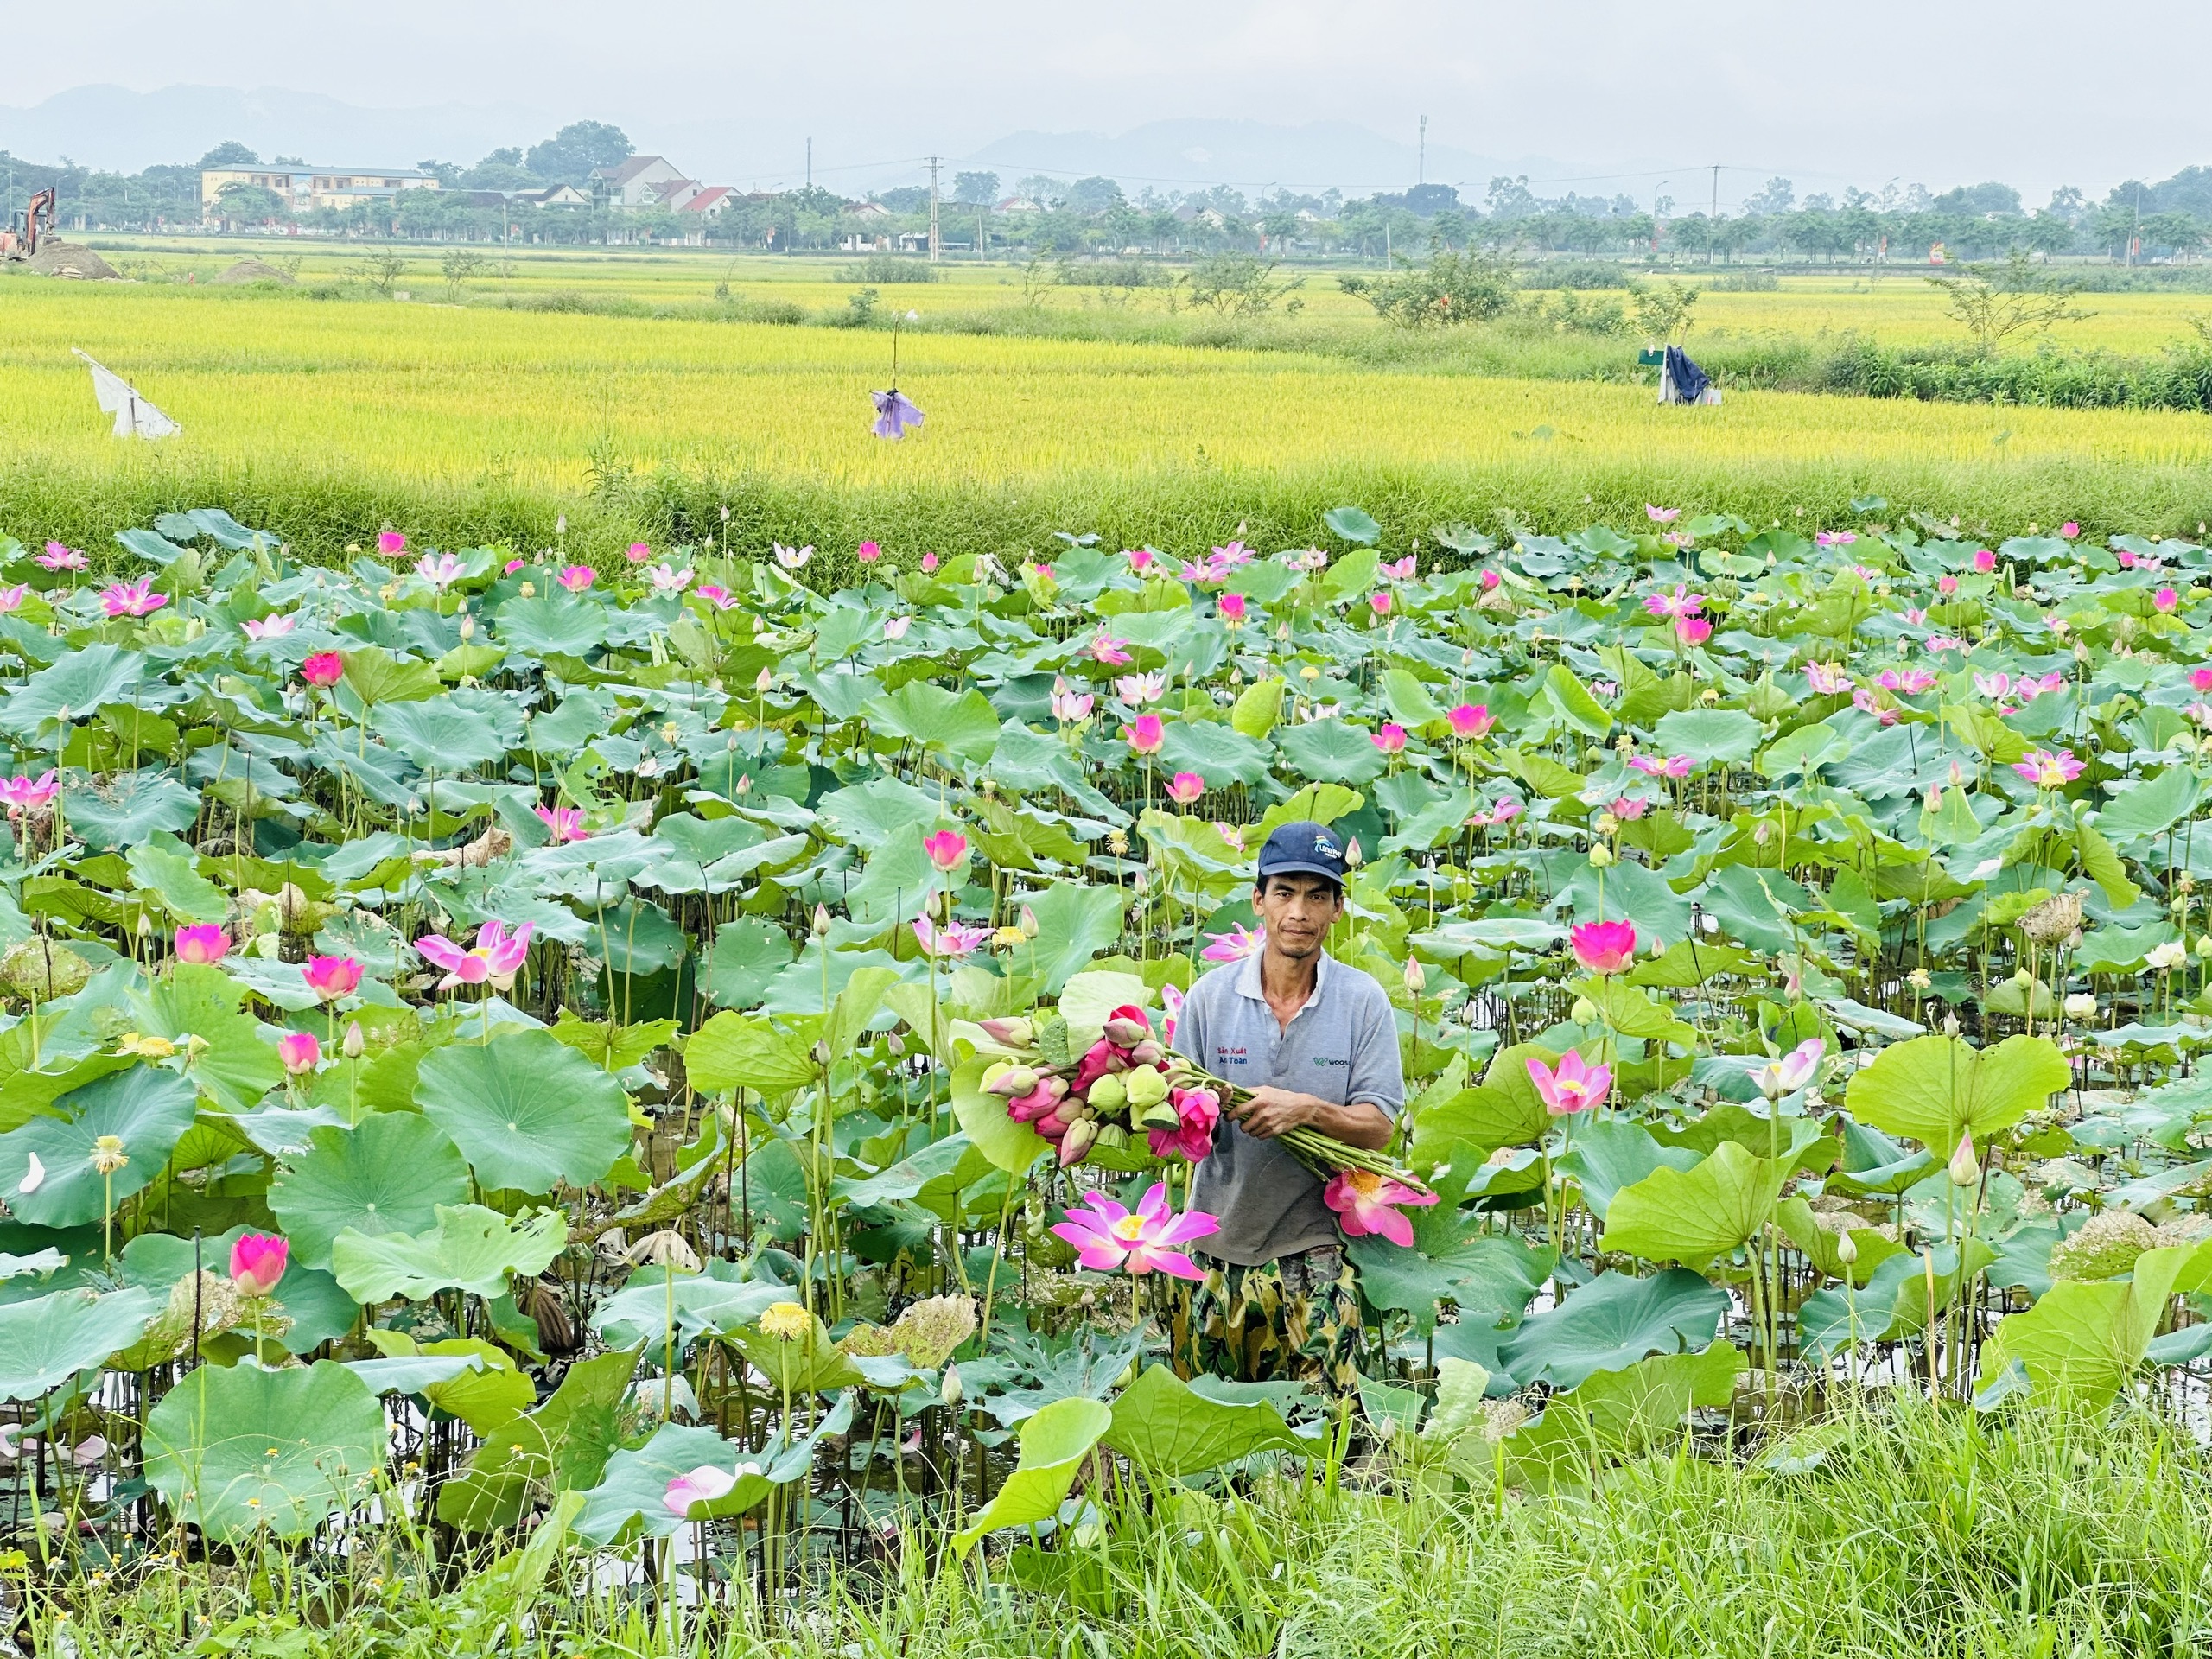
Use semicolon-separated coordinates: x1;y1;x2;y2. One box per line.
884;615;912;640
414;920;534;990
1166;771;1206;804
1645;505;1681;523
1924;636;1966;654
100;578;166;619
175;925;230;966
1217;593;1248;624
0;585;26;613
535;804;588;844
2157;586;2180;613
1149;1085;1221;1162
1852;688;1899;726
1368;591;1393;617
504;559;524;574
1380;555;1417;582
2012;749;2084;789
1051;1182;1218;1279
378;531;407;556
1675;617;1713;646
1643;586;1705;620
1626;753;1692;779
277;1031;321;1075
1090;633;1133;666
1159;982;1184;1048
1473;797;1523;828
1372;722;1408;755
1528;1048;1612;1115
303;956;362;1002
1479;568;1502;591
1051;680;1094;722
415;552;466;591
1878;668;1937;695
1446;702;1495;740
229;1233;289;1297
37;543;86;572
623;542;652;563
1750;1036;1825;1101
1804;663;1852;695
913;914;989;958
557;565;595;592
857;540;881;563
1936;575;1960;596
1609;795;1649;821
1571;919;1637;976
241;613;296;640
1123;714;1165;755
0;772;57;817
1322;1168;1438;1248
1902;607;1928;626
301;651;345;688
646;563;693;594
664;1462;760;1518
695;584;741;612
1116;671;1166;707
1815;530;1858;548
2190;668;2212;694
1202;923;1266;963
921;553;940;573
922;830;969;873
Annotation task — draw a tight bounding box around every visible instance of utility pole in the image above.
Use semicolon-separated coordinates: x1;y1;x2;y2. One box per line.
1418;116;1427;187
1710;164;1719;219
805;137;811;193
926;155;941;262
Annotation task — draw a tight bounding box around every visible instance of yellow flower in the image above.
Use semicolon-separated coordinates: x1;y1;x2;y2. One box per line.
116;1032;177;1059
89;1135;128;1176
758;1300;813;1341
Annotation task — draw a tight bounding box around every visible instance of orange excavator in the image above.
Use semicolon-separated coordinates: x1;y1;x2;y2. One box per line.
0;186;56;261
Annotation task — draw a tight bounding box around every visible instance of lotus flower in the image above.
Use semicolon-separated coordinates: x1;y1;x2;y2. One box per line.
1166;771;1206;804
0;772;57;817
1626;753;1692;779
241;613;296;640
1815;530;1858;548
416;553;466;591
0;585;26;613
913;914;989;958
1446;702;1495;740
37;543;86;572
884;614;912;640
300;651;345;688
1123;714;1165;755
773;543;813;571
1369;591;1393;617
1570;920;1637;976
1675;617;1713;646
1645;505;1681;523
1803;663;1852;695
277;1031;321;1075
1528;1049;1612;1115
1969;549;1996;573
303;956;362;1002
414;920;534;990
664;1460;763;1517
1202;923;1266;963
175;925;230;966
2157;586;2180;613
2191;668;2212;694
871;388;925;439
922;830;969;872
1116;671;1166;707
1322;1169;1437;1247
646;563;693;594
1218;593;1248;624
557;564;595;592
1479;568;1502;590
1372;723;1408;755
1090;633;1133;666
230;1233;289;1296
856;540;881;563
1160;982;1184;1047
1643;585;1705;619
1148;1085;1221;1162
1380;555;1417;582
1051;681;1094;722
100;578;167;619
1750;1036;1825;1100
1050;1183;1218;1279
2012;749;2084;789
535;804;588;844
378;531;407;556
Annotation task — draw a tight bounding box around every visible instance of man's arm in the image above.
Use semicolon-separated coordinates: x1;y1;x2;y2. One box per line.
1231;1089;1393;1147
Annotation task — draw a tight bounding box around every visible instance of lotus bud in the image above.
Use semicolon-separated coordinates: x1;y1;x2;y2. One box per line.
812;904;832;938
940;1363;963;1407
981;1060;1014;1093
886;1031;906;1056
1588;843;1614;868
1058;1118;1099;1165
1942;1014;1961;1037
1948;1130;1978;1188
978;1016;1033;1047
1045;1099;1084;1132
992;1067;1039;1098
1836;1230;1859;1266
1123;1065;1168;1110
1344;837;1363;868
1138;1097;1183;1130
1571;996;1598;1026
343;1020;365;1059
1403;956;1427;993
1020;906;1039;938
1102;1015;1149;1046
1087;1073;1127;1112
1128;1039;1164;1066
2063;992;2096;1021
810;1039;831;1066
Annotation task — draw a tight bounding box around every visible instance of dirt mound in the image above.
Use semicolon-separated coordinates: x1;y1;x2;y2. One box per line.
22;241;118;280
214;258;296;285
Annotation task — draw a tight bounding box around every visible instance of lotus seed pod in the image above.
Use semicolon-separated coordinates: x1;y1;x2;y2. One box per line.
0;938;90;1002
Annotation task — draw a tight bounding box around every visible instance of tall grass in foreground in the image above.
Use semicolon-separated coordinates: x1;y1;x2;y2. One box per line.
34;1396;2212;1659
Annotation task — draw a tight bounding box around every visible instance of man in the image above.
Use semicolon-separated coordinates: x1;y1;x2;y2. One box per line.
1169;820;1404;1393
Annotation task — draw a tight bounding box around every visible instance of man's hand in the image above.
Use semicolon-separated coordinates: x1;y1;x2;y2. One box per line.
1231;1086;1323;1140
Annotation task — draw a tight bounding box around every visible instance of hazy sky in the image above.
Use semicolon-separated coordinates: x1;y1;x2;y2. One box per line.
13;0;2212;201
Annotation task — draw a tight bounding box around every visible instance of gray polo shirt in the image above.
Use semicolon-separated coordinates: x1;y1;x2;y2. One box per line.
1172;950;1405;1267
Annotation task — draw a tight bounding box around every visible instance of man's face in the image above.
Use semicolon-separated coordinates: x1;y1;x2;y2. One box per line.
1254;874;1344;962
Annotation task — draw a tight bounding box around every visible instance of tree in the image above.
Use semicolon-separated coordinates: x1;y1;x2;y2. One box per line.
198;141;260;169
1629;278;1700;340
442;248;487;298
1744;176;1795;216
1933;181;2023;217
1014;175;1064;207
2141;212;2206;259
953;170;999;207
1339;248;1516;327
213;182;286;225
1926;252;2093;354
1181;251;1303;316
349;251;410;296
1065;176;1124;216
1404;182;1461;217
878;186;930;213
1486;175;1537;219
525;122;632;185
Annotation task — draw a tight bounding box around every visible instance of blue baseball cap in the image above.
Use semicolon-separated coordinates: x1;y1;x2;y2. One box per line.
1255;820;1348;885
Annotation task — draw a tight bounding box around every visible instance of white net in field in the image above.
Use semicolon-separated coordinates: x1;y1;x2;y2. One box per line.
72;348;181;439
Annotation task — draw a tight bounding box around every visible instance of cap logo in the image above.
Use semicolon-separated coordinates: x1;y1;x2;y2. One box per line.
1314;834;1338;855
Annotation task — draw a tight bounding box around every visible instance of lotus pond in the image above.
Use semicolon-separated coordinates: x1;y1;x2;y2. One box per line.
0;504;2209;1655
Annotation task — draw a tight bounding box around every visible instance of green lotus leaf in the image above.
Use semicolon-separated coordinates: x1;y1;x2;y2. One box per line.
575;1397;851;1547
0;1285;161;1401
953;1395;1112;1554
438;1345;642;1531
414;1027;630;1192
1497;1268;1729;1391
1845;1033;2070;1154
0;1063;198;1228
267;1112;473;1271
1600;1141;1792;1267
1103;1363;1306;1474
331;1205;568;1303
144;1360;387;1541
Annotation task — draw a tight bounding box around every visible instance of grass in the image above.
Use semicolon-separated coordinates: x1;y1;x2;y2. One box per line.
11;274;2212;556
37;1395;2212;1657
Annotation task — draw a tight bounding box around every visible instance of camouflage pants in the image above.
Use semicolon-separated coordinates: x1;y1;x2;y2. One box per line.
1173;1243;1364;1395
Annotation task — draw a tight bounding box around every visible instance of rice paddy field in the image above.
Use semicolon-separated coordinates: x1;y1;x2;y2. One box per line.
10;243;2212;558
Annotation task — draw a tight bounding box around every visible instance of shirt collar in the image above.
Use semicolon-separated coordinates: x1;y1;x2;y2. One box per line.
1233;948;1331;1008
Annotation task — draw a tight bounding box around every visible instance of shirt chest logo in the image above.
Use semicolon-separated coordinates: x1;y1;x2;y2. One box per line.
1216;1046;1249;1065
